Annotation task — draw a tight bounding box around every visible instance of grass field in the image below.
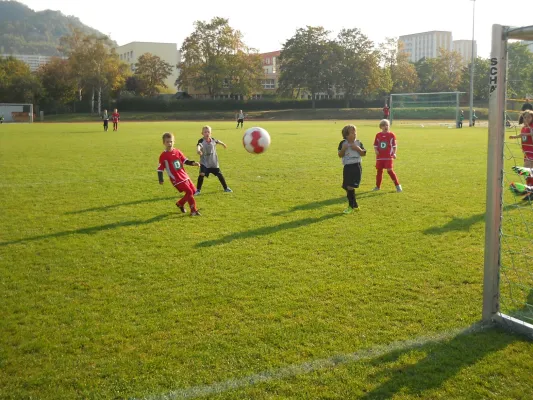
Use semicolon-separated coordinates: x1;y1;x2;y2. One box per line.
1;120;532;399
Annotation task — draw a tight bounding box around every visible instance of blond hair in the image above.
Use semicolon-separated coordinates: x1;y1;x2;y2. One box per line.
379;119;390;128
202;125;212;133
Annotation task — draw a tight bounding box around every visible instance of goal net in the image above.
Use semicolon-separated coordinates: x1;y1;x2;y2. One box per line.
485;24;533;339
0;103;34;123
389;92;465;127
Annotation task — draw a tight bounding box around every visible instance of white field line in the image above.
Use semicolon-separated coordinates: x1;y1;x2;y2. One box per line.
139;323;489;400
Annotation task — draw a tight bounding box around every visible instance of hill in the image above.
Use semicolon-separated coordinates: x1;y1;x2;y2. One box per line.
0;0;117;56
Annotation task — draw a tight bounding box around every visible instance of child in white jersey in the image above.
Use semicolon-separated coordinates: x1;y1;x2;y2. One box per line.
195;125;233;195
338;124;366;214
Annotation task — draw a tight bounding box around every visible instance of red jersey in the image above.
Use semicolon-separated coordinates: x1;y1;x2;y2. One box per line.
112;112;120;122
157;149;192;185
521;124;533;159
383;106;390;117
374;131;397;160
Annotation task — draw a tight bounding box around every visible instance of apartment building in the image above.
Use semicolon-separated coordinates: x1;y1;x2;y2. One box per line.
452;39;477;64
0;54;66;71
115;42;181;90
399;31;453;62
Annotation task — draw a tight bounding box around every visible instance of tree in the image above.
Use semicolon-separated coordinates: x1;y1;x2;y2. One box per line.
414;57;437;92
178;17;262;98
59;28;128;113
279;26;335;108
380;38;418;94
134;53;173;96
333;28;384;107
225;50;263;98
0;56;41;103
507;42;533;99
458;57;490;101
37;57;77;112
429;48;463;92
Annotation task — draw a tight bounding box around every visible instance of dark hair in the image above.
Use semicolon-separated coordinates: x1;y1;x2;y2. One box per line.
162;132;174;141
341;124;356;139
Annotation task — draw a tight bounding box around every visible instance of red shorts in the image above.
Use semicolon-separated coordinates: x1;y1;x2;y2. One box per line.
173;179;196;194
376;159;394;169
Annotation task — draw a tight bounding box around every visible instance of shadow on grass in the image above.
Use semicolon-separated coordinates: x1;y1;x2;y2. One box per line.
359;325;520;399
423;205;519;235
0;213;173;247
271;192;384;216
65;197;176;215
196;213;342;248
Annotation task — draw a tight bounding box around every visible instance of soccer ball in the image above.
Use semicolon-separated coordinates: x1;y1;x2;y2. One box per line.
243;127;271;154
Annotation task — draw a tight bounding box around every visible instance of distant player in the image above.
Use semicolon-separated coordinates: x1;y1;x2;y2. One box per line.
373;119;402;192
383;103;390;120
0;115;4;124
112;108;120;131
457;110;464;128
157;132;201;216
519;98;533;124
509;110;533;201
338;124;366;214
102;109;109;131
195;125;232;195
236;109;244;129
471;110;477;127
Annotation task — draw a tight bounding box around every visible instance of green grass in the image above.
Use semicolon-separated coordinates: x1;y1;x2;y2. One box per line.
0;120;531;400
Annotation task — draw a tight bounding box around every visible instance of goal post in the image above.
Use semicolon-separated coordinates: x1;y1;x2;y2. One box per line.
389;92;465;127
0;103;34;123
484;24;533;339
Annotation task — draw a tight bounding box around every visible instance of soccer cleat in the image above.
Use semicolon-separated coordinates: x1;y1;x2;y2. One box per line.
343;207;354;214
522;193;533;202
353;206;361;212
190;210;202;216
176;203;186;213
372;187;380;191
224;188;233;193
396;185;403;193
509;182;531;195
512;166;533;177
194;190;201;195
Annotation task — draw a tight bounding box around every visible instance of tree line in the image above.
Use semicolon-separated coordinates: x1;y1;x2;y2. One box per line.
1;18;532;113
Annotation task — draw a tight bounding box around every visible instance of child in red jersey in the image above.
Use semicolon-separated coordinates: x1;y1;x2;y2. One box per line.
157;132;201;216
112;108;120;131
372;119;402;192
509;110;533;201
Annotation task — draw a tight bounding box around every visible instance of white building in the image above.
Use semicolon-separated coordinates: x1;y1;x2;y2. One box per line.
114;42;181;90
399;31;453;63
452;40;477;64
0;54;66;71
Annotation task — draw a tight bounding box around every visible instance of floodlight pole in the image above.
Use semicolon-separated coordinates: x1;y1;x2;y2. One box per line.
469;0;476;126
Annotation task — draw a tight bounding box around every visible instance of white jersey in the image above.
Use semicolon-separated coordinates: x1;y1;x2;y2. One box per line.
338;139;365;165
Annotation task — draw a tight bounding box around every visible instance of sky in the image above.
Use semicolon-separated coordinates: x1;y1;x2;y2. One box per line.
15;0;531;58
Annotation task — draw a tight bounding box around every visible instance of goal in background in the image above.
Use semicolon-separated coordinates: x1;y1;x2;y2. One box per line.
484;24;533;339
0;103;34;123
388;92;464;127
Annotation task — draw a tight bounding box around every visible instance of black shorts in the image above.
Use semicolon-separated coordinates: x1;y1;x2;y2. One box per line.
342;163;362;189
200;164;221;177
237;118;244;123
103;120;108;127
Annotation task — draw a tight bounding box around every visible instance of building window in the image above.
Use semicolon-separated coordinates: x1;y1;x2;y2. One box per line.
261;79;275;89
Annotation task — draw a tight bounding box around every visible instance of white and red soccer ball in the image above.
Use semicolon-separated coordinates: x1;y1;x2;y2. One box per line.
243;127;271;154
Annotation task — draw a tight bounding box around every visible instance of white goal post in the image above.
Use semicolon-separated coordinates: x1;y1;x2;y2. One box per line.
484;24;533;338
388;92;464;127
0;103;34;123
